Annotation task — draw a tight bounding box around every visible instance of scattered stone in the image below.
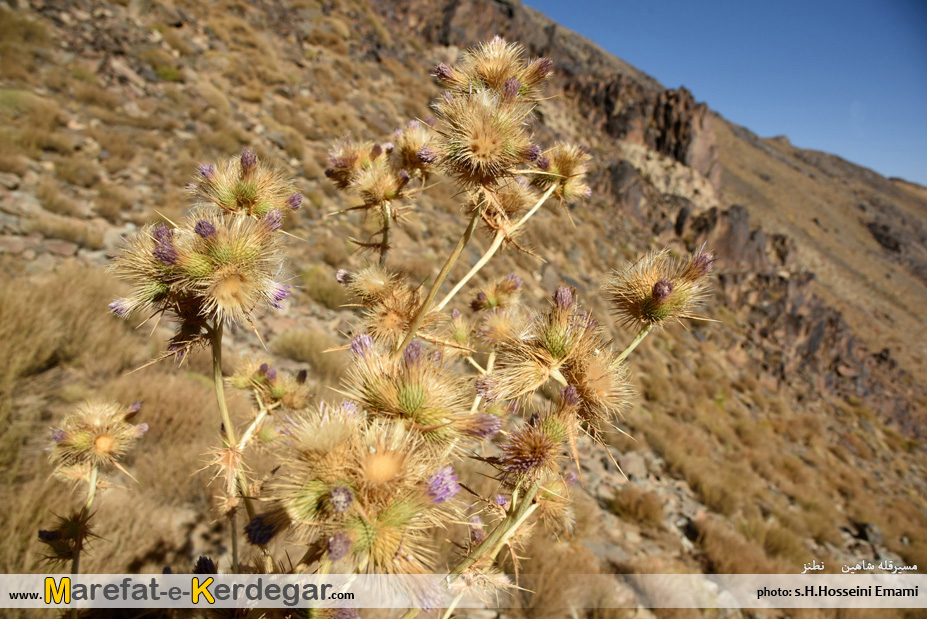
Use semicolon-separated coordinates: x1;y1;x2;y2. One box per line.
45;240;79;256
0;173;21;190
618;451;647;479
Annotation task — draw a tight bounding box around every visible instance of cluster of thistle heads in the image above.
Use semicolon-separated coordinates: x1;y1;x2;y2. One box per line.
39;401;148;565
39;37;715;588
108;148;302;358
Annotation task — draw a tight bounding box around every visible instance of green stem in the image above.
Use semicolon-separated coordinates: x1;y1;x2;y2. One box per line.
397;482;540;619
615;323;654;363
71;464;99;619
396;203;484;354
434;184;556;312
210;322;237;446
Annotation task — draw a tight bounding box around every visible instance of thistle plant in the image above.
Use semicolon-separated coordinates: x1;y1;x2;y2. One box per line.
65;35;716;618
108;148;302;572
39;401;146;618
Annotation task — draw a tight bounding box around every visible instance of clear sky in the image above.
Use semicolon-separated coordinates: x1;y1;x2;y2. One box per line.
524;0;927;186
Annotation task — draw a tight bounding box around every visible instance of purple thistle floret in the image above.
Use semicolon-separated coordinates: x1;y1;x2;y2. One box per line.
153;223;173;242
693;251;714;276
469;516;485;544
403;341;424;367
193;556;217;574
244;513;280;545
451;308;461;320
582;186;593;198
51;428;66;443
331;609;360;619
38;529;62;543
503;273;523;292
554;285;574;310
370;143;383;158
266;368;277;381
524;144;542;163
135;422;149;437
329;486;353;513
407;119;421;130
259;363;269;374
474;376;498;401
297;369;308;384
564;471;579;486
271;284;291;309
350;334;374;358
424;116;436;127
263;209;283;232
284;193;302;210
652;279;674;303
560;384;579;407
417;145;438;164
502;77;521;101
397;169;411;187
327;532;352;561
383;141;395;154
128;401;142;415
153;239;178;266
537;156;551;171
530;57;554;77
198;164;216;180
494;494;509;507
427;466;459;504
467;413;502;439
241;148;257;173
335;269;350;284
194;219;217;238
432;63;455;82
109;298;131;317
339;401;358;416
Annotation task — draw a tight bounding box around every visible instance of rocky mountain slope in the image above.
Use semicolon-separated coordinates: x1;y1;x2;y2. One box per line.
1;0;925;616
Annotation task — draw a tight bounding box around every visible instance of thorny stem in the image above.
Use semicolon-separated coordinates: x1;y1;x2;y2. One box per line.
209;321;251;570
379;201;391;266
397;203;484;354
435;184;557;312
70;464;99;619
615;323;654;364
397;482;540;619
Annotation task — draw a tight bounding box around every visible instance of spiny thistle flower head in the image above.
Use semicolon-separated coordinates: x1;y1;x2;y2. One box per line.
437;36;553;99
561;334;632;429
498;420;562;485
604;247;714;330
470;273;523;311
476;307;525;348
50;400;146;469
431;87;535;189
354;155;408;206
324;136;377;189
190;149;297;219
392;119;438;177
230;359;313;411
530;142;592;203
342;339;472;447
259;417;455;575
37;510;96;567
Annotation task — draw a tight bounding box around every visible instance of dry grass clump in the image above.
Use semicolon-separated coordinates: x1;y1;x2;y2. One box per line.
95;183;138;223
300;264;349;309
21;211;105;248
695;516;788;574
270;327;347;383
0;7;49;83
36;176;83;217
610;484;664;528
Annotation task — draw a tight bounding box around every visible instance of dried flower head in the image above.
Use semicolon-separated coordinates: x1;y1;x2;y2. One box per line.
191;149;296;219
604;247;714;330
50;400;146;470
530;142;592;204
431;88;535;189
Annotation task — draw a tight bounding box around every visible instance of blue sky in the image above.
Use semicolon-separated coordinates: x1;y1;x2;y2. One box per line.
524;0;927;185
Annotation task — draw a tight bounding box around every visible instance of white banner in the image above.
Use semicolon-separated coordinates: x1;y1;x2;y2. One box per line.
1;573;924;609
